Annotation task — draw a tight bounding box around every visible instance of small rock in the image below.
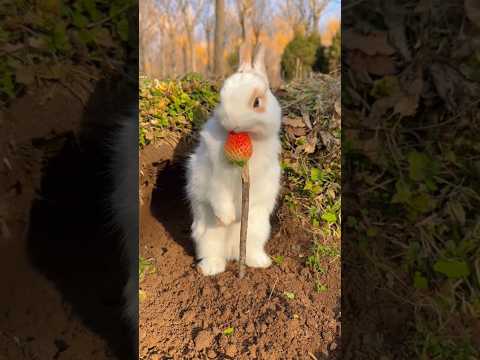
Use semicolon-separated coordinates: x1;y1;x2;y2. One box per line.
225;344;237;357
260;323;267;333
182;310;195;322
207;349;217;358
202;286;213;297
218;335;228;348
300;268;310;278
194;330;214;351
287;319;300;336
322;330;334;342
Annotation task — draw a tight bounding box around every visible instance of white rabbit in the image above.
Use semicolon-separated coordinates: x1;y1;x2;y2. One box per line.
186;43;282;276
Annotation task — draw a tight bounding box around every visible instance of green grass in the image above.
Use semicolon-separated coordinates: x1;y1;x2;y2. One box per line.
306;242;340;293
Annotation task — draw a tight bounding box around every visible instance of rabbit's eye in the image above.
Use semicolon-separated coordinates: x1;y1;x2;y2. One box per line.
253;97;260;108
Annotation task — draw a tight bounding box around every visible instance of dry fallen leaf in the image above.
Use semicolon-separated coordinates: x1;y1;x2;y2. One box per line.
383;0;412;61
303;134;317;154
430;63;458;110
367;96;398;125
283;117;305;128
292;127;307;137
466;0;480;28
15;66;36;85
319;130;338;149
334;100;341;116
0;220;11;240
343;30;396;56
302;112;312;130
394;95;419;117
415;0;432;13
347;50;397;76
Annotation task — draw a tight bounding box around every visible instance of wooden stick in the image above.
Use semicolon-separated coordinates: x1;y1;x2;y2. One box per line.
239;163;250;279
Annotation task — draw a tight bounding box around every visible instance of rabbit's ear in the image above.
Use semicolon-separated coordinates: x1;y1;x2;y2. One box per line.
238;42;252;72
253;43;267;77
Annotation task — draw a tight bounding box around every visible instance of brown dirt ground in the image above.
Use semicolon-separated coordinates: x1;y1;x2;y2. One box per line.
0;83;131;360
139;142;341;360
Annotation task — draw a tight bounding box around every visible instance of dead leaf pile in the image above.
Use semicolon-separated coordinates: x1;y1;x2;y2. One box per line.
343;0;480;358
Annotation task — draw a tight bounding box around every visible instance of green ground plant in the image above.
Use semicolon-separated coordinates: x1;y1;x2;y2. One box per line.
139;73;219;147
1;0;135;106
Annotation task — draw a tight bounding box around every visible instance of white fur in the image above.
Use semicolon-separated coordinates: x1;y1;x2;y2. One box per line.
186;56;282;276
108;111;138;344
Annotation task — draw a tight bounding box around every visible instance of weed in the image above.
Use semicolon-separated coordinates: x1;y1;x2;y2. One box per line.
272;255;285;265
139;256;155;281
139;74;219;147
314;282;327;293
306;242;339;292
223;327;234;336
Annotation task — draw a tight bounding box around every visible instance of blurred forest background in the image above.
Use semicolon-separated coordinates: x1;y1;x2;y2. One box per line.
139;0;340;87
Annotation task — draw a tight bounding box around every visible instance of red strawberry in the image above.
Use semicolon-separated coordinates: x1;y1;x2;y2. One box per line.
224;131;252;167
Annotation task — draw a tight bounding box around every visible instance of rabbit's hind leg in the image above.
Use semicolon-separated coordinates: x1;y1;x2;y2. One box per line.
223;209;272;269
245;209;272;269
193;204;228;276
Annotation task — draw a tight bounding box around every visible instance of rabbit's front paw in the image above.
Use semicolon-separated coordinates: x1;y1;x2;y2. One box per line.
213;204;236;226
198;257;226;276
246;251;272;268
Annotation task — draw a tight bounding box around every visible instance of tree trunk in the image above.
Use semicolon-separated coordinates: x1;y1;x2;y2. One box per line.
312;12;320;34
185;23;196;73
160;36;166;79
214;0;225;77
253;29;260;49
205;28;212;74
189;33;196;73
169;31;177;76
240;16;247;42
183;44;188;74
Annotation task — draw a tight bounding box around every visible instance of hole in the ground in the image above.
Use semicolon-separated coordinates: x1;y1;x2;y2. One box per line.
27;134;133;360
150;158;195;258
26;79;137;360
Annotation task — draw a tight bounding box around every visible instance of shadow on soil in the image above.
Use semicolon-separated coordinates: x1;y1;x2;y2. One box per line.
149;137;196;259
26;79;138;360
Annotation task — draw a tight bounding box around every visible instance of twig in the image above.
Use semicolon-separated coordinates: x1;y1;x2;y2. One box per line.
86;4;132;28
239;163;250;279
267;277;279;301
